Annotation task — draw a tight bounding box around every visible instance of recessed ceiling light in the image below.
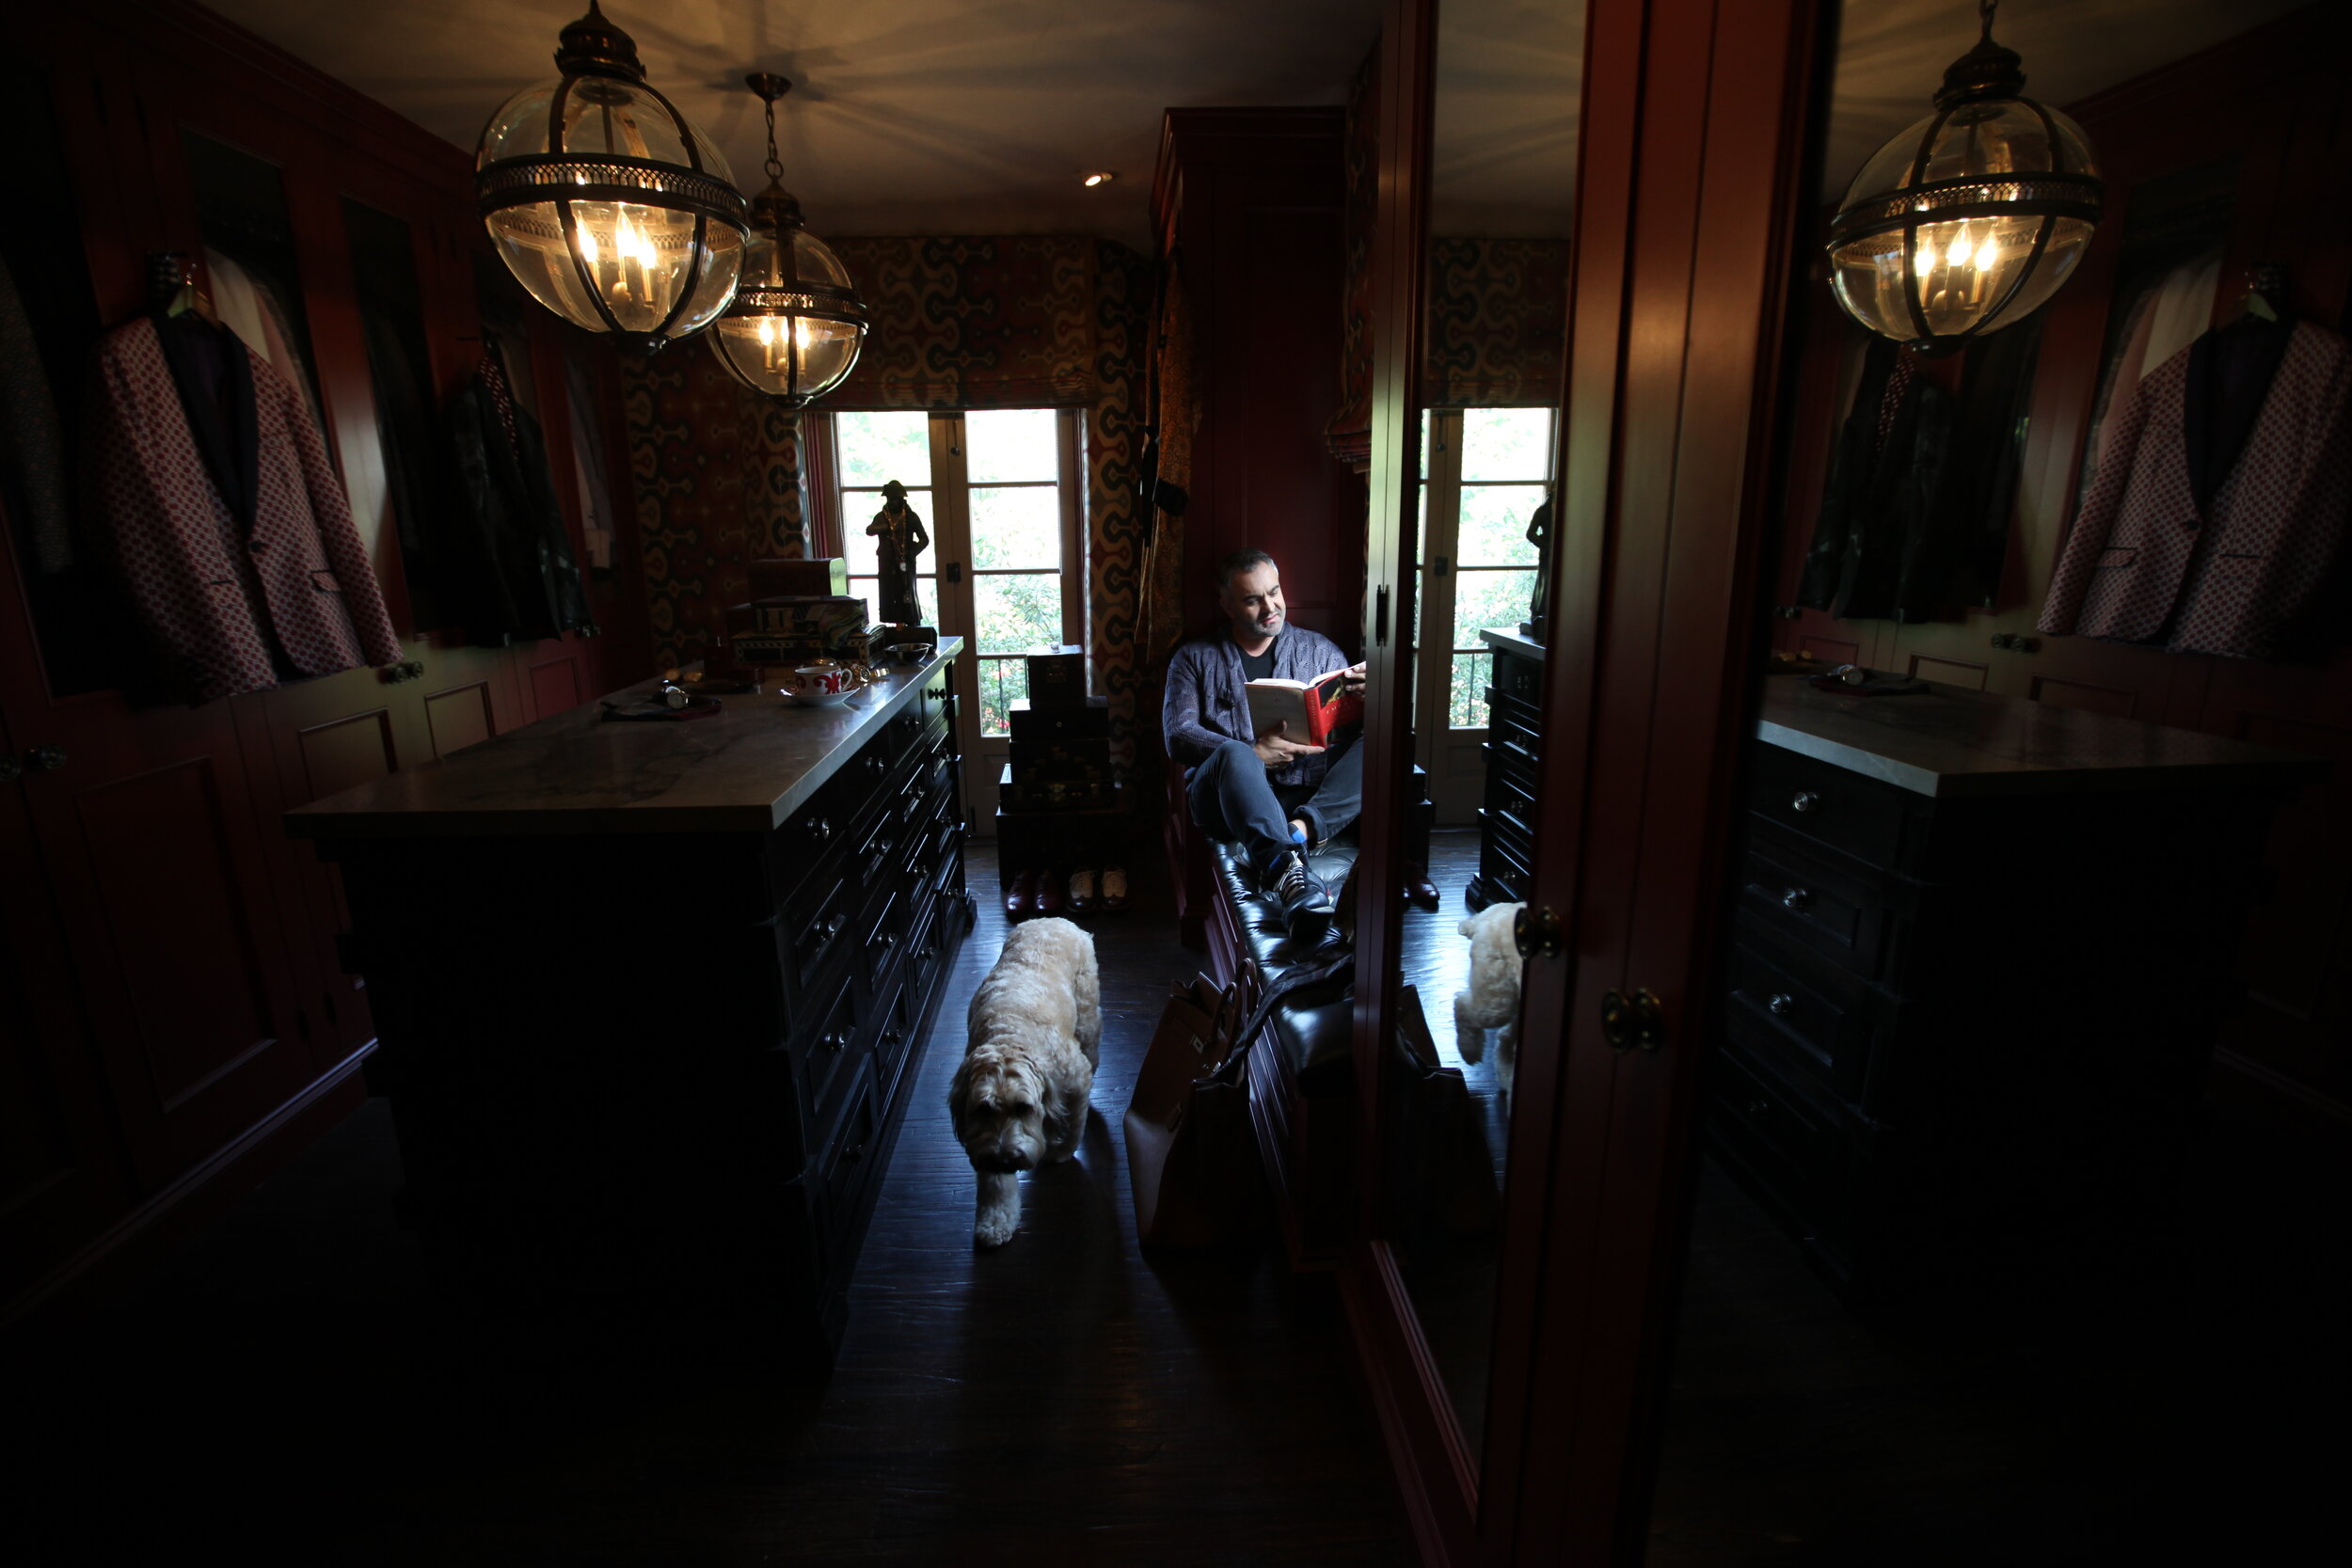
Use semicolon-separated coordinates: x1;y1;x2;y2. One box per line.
1081;171;1115;188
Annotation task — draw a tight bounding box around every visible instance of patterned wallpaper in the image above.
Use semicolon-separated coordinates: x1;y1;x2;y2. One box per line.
1424;237;1571;408
621;237;1154;771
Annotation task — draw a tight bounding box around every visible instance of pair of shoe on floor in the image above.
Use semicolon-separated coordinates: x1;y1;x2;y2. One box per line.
1005;865;1127;919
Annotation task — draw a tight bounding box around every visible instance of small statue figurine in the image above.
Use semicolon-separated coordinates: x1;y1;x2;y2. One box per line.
1522;495;1555;642
866;480;930;626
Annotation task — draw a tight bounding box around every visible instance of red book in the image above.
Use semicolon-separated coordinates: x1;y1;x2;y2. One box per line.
1244;669;1363;748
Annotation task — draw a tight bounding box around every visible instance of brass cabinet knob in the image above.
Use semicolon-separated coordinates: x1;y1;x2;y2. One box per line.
27;744;67;772
1790;790;1821;814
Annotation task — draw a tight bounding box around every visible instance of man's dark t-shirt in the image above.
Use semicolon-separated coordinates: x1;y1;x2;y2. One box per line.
1238;634;1279;684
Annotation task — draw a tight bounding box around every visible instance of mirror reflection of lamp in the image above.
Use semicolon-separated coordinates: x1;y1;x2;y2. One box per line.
1827;0;2102;353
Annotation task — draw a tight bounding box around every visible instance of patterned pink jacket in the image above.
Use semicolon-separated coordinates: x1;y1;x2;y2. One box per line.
87;316;403;702
2040;319;2352;662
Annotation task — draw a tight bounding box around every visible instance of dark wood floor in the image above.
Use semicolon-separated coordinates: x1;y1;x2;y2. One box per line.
4;844;1413;1566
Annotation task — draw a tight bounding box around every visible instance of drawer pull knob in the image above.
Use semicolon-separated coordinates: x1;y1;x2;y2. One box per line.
920;946;937;963
1790;790;1821;814
880;931;898;948
807;816;834;843
882;1029;905;1046
842;1140;866;1165
822;1028;850;1052
1745;1099;1772;1118
1766;992;1795;1018
1780;886;1814;912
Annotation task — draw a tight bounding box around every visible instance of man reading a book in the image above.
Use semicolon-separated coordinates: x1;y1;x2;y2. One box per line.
1163;548;1366;939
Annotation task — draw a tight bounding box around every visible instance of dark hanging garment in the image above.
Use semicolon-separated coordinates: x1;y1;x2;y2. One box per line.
447;355;597;646
1798;340;1956;621
0;252;72;573
1798;327;2038;623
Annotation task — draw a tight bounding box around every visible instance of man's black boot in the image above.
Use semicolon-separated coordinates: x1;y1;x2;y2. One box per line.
1268;850;1334;941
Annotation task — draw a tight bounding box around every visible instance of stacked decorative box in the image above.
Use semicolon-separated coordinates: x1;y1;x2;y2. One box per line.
994;646;1129;911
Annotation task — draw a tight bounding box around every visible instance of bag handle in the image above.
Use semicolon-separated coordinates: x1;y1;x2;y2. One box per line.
1204;950;1354;1085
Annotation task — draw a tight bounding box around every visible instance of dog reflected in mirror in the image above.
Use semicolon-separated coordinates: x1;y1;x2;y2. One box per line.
1454;901;1526;1096
947;916;1102;1247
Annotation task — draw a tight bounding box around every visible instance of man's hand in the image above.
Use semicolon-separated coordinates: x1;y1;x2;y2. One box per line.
1253;720;1326;768
1341;661;1367;695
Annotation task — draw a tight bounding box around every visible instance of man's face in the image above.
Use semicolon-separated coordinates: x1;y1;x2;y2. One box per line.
1221;562;1285;643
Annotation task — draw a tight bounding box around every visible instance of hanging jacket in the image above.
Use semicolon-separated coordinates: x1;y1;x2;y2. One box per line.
446;356;597;646
2039;317;2352;663
1798;326;2038;624
85;313;403;703
1798;341;1955;621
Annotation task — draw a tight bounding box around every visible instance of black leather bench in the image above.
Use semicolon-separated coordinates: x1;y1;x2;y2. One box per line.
1204;840;1359;1267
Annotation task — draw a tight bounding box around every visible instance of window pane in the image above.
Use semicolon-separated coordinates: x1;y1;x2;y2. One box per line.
978;657;1029;736
1458;484;1546;566
1453;568;1534;642
969;485;1060;569
974;571;1063;654
1460;406;1554;483
839;488;934;579
965;408;1058;483
1420;411;1433;480
835;411;932;487
1450;651;1493;729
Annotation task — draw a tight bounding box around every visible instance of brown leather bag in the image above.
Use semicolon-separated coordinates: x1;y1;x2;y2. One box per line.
1123;973;1262;1248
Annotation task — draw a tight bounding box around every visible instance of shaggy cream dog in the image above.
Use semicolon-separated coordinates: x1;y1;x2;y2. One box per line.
947;917;1102;1247
1454;901;1526;1095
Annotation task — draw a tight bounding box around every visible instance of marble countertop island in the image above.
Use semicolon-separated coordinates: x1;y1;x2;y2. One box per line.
287;639;964;840
1755;674;2326;799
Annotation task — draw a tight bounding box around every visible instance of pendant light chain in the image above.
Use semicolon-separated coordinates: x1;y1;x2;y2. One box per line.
764;92;786;187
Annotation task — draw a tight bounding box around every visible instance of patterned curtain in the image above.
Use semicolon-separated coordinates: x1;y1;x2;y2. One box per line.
1089;242;1152;773
620;236;1156;771
1424;238;1571;408
1137;259;1196;673
1327;41;1381;470
824;237;1101;410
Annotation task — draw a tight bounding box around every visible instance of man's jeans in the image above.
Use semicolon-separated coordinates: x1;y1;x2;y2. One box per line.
1185;736;1364;876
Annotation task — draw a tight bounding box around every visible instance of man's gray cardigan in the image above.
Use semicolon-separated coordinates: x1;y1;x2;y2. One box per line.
1161;626;1349;791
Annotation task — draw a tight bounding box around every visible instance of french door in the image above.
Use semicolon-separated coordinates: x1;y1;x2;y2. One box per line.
828;408;1087;831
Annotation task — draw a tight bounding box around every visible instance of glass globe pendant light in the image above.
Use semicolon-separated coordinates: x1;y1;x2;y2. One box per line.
1827;0;2102;353
474;3;748;350
707;73;870;404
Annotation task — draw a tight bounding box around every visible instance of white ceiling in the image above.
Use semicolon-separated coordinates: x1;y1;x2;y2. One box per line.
209;0;2313;250
206;0;1389;249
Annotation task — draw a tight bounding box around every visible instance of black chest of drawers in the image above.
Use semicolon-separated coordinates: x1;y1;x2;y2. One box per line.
1706;679;2318;1303
1470;628;1545;911
294;655;973;1365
